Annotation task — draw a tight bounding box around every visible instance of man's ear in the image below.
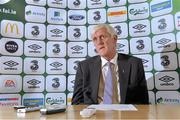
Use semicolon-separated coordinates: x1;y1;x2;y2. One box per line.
113;35;118;42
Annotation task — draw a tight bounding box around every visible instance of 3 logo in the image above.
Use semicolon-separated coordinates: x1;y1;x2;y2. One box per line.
73;60;80;70
52;44;61;53
30;60;39;71
52;78;60;88
136;40;145;50
73;28;81;38
93;11;101;21
158;18;167;30
31;26;40;36
114;25;122;35
161;55;170;67
73;0;81;6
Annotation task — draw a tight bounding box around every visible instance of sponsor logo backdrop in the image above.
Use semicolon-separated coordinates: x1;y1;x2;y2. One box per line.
0;0;180;106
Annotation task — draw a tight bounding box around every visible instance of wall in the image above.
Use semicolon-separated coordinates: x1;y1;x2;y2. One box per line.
0;0;180;106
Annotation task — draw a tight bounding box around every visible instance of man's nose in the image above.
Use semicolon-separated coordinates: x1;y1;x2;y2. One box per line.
96;38;103;44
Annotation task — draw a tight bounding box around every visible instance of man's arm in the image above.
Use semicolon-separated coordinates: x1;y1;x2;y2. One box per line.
126;58;149;104
137;59;149;104
71;62;84;105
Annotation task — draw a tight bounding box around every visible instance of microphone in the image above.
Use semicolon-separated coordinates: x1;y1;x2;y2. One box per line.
40;105;66;115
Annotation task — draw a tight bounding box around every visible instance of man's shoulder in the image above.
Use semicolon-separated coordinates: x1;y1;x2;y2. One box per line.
118;53;142;63
79;55;100;64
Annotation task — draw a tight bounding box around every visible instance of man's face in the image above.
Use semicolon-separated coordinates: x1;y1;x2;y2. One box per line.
92;27;117;59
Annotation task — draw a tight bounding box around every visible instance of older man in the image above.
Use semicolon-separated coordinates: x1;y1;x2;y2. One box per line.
72;24;149;105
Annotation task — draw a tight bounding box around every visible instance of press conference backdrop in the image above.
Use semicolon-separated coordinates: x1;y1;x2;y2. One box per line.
0;0;180;106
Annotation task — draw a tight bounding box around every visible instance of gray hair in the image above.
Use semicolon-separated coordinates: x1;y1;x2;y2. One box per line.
91;24;117;39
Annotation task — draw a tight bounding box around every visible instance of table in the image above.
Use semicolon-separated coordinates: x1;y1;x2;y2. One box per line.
0;105;180;119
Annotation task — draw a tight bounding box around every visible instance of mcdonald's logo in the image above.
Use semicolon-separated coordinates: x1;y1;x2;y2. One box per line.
5;23;19;35
1;20;23;38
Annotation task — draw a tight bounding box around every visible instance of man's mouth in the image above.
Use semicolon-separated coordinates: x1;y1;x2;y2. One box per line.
99;46;105;50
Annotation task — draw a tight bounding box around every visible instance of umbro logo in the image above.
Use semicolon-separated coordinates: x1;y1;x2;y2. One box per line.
50;62;63;68
91;0;100;2
71;79;75;84
33;0;40;2
159;75;174;83
27;79;41;86
142;59;149;64
133;24;146;31
71;45;83;52
3;60;19;67
28;44;42;51
50;28;63;35
156;38;171;45
52;0;61;3
117;43;125;48
113;0;120;2
27;79;41;88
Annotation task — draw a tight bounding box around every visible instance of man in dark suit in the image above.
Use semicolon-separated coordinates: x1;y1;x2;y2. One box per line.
72;24;149;105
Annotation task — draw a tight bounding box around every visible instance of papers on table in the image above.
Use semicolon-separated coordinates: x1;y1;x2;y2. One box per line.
87;104;137;111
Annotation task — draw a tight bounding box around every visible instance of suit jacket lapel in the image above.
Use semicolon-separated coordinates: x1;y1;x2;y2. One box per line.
89;56;101;103
117;54;130;104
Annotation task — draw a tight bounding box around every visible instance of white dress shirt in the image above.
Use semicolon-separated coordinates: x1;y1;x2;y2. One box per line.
101;53;120;103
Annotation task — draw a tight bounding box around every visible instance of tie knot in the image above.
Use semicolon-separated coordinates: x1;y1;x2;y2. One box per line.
107;62;113;67
107;61;111;65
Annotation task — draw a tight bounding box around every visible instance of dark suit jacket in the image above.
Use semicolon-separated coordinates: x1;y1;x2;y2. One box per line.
72;53;149;105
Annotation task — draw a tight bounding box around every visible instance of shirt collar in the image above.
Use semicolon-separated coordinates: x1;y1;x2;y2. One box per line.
101;53;118;67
